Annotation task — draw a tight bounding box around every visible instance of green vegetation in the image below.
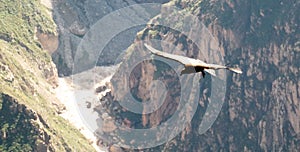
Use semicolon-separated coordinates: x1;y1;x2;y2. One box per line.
0;94;39;152
0;0;96;151
0;0;56;41
0;0;56;65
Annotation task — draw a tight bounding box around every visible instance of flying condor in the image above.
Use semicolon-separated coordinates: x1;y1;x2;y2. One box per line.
144;43;242;77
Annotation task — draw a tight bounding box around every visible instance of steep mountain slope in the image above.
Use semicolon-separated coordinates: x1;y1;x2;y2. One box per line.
96;0;299;151
0;0;96;151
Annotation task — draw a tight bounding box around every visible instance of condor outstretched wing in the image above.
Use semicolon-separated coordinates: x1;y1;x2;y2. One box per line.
144;43;208;67
204;63;243;74
144;43;216;76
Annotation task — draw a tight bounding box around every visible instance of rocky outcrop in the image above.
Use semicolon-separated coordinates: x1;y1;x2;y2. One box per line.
95;0;299;151
36;30;59;54
0;63;14;83
40;61;59;87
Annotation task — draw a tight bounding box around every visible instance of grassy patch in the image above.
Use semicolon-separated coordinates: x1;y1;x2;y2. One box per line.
0;0;56;65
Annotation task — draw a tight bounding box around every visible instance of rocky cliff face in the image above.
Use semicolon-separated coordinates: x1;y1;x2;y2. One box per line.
95;0;299;151
51;0;170;76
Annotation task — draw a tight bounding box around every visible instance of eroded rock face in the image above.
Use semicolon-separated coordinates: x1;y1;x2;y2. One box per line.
51;0;170;76
36;30;59;54
95;0;299;151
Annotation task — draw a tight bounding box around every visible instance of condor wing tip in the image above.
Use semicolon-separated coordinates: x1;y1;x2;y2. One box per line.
229;67;243;74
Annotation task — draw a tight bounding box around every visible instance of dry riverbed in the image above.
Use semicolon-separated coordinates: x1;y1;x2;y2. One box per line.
55;65;118;152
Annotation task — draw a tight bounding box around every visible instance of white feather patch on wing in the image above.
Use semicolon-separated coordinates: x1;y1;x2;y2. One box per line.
204;69;216;76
